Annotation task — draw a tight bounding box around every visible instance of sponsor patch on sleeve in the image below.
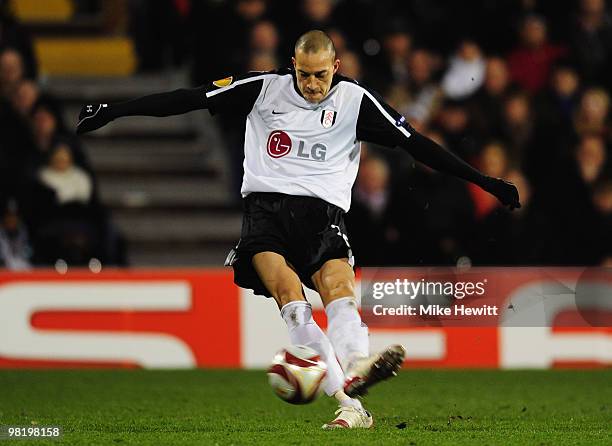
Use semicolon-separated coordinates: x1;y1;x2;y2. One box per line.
213;76;233;88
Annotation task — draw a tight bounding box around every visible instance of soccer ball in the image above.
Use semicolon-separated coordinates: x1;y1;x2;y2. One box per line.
267;345;327;404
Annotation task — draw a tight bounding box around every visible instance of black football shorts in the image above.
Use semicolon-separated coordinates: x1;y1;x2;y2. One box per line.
225;192;354;298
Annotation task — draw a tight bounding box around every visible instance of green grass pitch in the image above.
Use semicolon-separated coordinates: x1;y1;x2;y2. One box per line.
0;369;610;445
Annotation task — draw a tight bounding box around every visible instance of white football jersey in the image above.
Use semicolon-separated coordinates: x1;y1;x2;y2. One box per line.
205;68;412;212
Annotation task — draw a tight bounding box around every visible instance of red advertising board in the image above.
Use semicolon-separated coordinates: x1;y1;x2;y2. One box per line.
0;270;240;368
0;269;609;369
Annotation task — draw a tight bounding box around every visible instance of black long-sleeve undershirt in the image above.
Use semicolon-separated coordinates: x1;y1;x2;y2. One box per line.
355;90;487;188
398;132;487;188
107;87;208;119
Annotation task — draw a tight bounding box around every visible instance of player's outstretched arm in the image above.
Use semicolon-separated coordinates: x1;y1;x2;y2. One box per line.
402;132;521;210
76;87;207;134
356;91;521;210
77;72;268;135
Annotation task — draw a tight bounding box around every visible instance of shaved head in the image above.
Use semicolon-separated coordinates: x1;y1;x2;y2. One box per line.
293;30;339;103
294;30;336;60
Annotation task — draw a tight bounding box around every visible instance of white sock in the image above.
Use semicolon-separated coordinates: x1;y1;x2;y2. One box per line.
281;301;345;396
325;297;369;371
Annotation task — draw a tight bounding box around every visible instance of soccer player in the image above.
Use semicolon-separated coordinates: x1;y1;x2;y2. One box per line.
77;30;520;429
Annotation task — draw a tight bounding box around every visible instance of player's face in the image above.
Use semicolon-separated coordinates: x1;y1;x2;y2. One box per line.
293;50;339;103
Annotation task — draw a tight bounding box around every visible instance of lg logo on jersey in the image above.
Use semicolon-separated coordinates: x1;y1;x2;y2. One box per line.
267;131;292;158
266;130;327;161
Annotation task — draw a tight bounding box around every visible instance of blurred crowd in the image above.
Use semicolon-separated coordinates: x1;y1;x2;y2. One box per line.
181;0;611;267
1;0;611;268
0;1;125;269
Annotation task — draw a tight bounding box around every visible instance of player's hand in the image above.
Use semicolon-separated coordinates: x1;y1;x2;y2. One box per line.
482;176;521;210
76;103;113;134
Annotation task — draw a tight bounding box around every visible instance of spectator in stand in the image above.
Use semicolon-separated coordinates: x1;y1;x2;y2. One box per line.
300;0;335;30
441;39;486;100
571;135;610;263
17;99;98;247
34;142;102;265
38;143;93;206
468;142;510;221
250;20;279;57
470;57;513;140
28;134;125;266
435;98;477;159
326;28;347;56
29;99;91;175
570;0;612;89
467;142;520;264
403;49;442;129
562;135;610;263
0;198;32;270
525;134;609;264
575;134;609;185
573;87;611;142
31;102;58;159
507;15;567;93
248;20;280;78
354;156;391;222
10;78;39;117
536;61;581;127
0;47;24;99
338;50;362;80
0;0;37;79
248;52;278;72
374;24;413;89
528;61;582;179
346;155;401;266
0;54;36;196
500;89;534;164
593;179;612;213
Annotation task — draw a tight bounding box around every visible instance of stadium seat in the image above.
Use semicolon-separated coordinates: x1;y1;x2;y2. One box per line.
34;37;136;76
10;0;74;23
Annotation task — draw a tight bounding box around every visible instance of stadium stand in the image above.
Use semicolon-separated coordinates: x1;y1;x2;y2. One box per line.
1;0;610;268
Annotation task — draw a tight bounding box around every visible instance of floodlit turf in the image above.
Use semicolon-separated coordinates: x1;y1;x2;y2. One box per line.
0;369;609;445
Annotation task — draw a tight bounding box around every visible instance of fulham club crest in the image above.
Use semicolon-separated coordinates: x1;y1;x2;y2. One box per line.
320;110;337;128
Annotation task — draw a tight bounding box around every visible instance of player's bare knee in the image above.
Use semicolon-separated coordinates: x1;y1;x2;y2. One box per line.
319;273;355;300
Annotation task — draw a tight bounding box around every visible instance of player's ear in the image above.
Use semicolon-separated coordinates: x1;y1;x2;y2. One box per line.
333;59;340;74
292;57;296;68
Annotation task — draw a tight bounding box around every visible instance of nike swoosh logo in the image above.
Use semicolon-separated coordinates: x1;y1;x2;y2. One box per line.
272;110;287;115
